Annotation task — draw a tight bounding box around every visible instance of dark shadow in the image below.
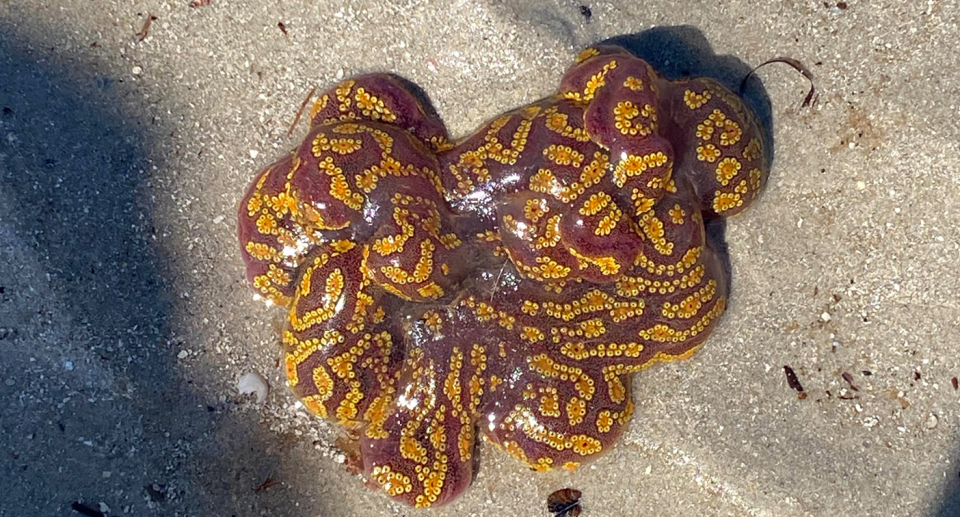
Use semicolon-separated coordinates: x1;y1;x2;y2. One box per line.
390;73;446;124
603;26;775;168
0;32;307;516
937;450;960;517
703;218;733;296
602;26;777;296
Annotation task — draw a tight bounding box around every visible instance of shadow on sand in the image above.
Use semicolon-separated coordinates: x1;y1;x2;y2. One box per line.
603;25;777;296
607;27;960;517
0;32;315;516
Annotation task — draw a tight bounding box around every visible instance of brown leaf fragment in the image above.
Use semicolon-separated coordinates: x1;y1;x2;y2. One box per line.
278;21;289;37
547;488;583;517
841;372;859;391
783;365;804;392
136;13;157;42
254;477;278;493
952;377;958;390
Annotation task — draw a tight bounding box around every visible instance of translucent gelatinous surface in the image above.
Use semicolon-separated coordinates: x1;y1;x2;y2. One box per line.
237;45;768;508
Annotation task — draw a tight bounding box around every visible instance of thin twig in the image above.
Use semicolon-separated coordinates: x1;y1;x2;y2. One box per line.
740;57;818;108
136;13;157;42
287;86;316;136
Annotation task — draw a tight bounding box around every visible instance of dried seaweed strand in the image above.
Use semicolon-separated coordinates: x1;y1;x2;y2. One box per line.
287;86;316;136
741;57;817;108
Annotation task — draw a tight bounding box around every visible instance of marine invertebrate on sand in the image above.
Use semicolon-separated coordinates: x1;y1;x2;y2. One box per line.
237;45;768;508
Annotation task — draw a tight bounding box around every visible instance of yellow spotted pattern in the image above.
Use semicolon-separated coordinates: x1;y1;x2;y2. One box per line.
239;45;768;509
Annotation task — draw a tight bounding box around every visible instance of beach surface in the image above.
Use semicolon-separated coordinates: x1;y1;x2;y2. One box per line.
1;1;959;515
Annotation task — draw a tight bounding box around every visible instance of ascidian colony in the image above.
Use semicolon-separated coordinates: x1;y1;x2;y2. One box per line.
237;44;769;509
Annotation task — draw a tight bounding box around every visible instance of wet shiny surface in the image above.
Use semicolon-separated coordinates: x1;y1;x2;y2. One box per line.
237;45;767;507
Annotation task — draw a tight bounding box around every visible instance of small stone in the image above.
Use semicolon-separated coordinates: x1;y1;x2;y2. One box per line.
4;378;14;387
249;149;259;159
856;180;866;190
926;413;938;429
238;371;270;403
132;66;142;75
212;215;225;224
177;350;188;359
103;471;112;478
820;312;831;322
64;361;74;371
99;502;111;513
336;68;344;80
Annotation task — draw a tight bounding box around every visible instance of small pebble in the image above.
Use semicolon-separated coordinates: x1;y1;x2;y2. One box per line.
820;312;831;322
926;413;938;429
249;149;259;159
64;361;74;371
238;371;270;403
212;215;225;224
4;378;14;387
132;65;142;75
177;350;189;359
856;180;866;190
